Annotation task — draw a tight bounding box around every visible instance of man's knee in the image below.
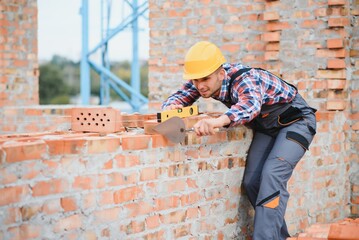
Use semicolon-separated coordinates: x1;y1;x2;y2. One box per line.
243;174;258;193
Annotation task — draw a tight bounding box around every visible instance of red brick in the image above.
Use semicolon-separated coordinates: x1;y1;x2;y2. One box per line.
45;138;86;155
114;186;142;204
155;196;180;211
98;191;114;206
328;221;359;239
327;59;346;69
266;21;291;31
8;224;41;239
327;80;346;89
352;195;359;204
125;220;145;234
328;17;350;27
86;136;120;154
327;39;344;49
326;100;346;110
114;154;140;168
125;201;153;217
352;50;359;57
146;215;160;229
121;135;150;150
316;69;346;79
0;185;29;206
181;192;201;206
160;209;186;224
61;197;77;212
32;179;69;196
54;214;82;233
72;176;94;190
301;19;326;28
263;11;280;21
140;167;159;181
328;0;346;5
151;134;176;148
316;49;346;58
261;31;280;42
264;51;279;60
94;207;121;223
3;140;46;163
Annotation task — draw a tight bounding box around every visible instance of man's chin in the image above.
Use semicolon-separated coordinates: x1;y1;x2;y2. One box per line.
200;93;211;98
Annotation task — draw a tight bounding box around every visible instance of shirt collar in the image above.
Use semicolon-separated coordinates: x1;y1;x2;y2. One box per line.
212;71;231;101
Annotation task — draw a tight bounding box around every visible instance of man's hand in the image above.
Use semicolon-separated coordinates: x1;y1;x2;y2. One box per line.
163;104;184;110
193;115;231;136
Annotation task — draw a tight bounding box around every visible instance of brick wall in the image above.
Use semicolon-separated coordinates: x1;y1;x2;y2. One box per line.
0;126;254;239
0;0;39;107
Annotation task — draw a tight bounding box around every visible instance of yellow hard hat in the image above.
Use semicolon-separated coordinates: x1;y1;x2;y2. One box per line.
183;41;226;80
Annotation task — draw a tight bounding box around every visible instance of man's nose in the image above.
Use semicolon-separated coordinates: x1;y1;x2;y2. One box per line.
197;81;204;89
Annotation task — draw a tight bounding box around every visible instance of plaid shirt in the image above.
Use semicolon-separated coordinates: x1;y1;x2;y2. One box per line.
162;63;297;126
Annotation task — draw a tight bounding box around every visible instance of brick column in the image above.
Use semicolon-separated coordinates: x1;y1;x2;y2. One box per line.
350;0;359;217
0;0;39;107
148;1;267;111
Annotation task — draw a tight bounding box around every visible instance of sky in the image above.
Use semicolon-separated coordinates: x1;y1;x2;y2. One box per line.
37;0;149;62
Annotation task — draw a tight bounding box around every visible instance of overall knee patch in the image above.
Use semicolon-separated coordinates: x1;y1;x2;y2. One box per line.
286;131;309;150
257;191;280;209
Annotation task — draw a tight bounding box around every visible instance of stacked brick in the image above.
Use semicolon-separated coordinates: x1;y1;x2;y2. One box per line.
0;0;39;107
288;218;359;239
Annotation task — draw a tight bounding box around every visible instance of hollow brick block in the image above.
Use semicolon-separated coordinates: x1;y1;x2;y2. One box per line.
71;107;124;133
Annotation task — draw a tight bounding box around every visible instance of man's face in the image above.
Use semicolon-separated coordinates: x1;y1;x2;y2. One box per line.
192;68;225;98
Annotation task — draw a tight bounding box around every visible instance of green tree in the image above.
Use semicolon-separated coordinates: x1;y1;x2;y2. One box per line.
39;62;70;104
39;55;148;104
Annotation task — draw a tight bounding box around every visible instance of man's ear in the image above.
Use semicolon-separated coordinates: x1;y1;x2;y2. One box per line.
219;68;226;80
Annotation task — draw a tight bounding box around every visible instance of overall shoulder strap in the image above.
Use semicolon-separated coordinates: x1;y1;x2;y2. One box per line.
254;68;298;91
229;68;252;87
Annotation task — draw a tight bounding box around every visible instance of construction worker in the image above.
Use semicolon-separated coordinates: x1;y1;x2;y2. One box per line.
161;41;317;239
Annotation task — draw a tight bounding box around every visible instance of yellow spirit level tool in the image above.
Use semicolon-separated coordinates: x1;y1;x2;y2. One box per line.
157;105;199;122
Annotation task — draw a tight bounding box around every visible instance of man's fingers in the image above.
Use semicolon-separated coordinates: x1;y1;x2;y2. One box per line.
164;104;183;110
194;120;216;136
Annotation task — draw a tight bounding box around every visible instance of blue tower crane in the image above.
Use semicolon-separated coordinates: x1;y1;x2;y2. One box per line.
80;0;148;112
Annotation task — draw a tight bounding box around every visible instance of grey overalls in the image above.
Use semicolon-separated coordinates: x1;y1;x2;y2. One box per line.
228;68;317;239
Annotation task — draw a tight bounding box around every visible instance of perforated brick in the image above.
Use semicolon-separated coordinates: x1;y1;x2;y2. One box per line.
71;108;124;133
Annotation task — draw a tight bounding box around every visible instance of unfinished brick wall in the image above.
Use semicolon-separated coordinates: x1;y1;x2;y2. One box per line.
148;0;358;234
0;0;39;107
0;126;254;239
